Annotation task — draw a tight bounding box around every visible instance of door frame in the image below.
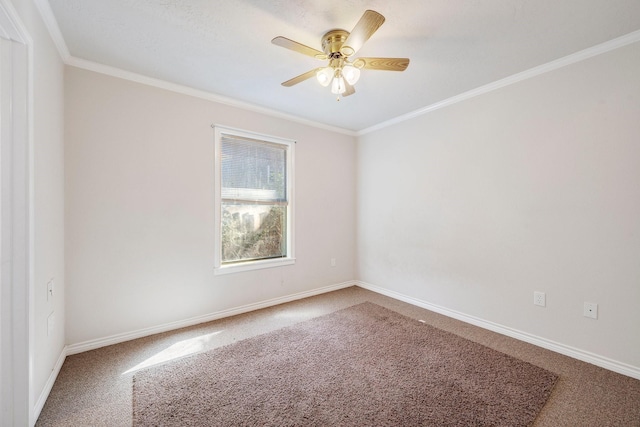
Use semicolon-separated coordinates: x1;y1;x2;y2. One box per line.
0;1;33;425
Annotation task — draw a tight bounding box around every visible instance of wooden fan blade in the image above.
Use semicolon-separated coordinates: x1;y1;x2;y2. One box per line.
341;10;385;56
355;57;410;71
272;36;327;60
281;68;320;87
342;80;356;97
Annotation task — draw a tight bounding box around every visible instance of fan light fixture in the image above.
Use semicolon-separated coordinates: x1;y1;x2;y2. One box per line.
343;64;361;85
331;75;345;95
316;63;361;95
316;67;333;87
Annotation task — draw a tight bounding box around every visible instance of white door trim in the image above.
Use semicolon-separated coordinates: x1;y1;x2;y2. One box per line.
0;0;33;425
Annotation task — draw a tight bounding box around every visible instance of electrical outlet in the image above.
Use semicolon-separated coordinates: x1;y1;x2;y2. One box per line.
584;302;598;319
330;258;336;267
47;278;54;301
533;291;546;307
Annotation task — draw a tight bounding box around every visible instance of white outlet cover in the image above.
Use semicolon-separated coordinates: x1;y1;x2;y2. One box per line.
584;302;598;319
534;291;546;307
47;279;54;301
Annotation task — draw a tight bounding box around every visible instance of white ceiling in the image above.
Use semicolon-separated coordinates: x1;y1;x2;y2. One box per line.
45;0;640;132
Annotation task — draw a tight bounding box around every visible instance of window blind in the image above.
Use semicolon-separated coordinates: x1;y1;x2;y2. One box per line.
221;134;287;203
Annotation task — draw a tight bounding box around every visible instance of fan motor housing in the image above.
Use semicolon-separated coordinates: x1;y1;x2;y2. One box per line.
321;29;349;56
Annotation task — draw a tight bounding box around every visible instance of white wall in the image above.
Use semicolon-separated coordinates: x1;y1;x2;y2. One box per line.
64;67;357;345
9;0;65;418
357;41;640;370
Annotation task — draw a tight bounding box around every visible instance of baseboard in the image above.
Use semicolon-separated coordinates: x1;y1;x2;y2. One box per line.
32;346;67;424
35;281;355;422
31;278;639;423
66;280;356;355
356;281;640;380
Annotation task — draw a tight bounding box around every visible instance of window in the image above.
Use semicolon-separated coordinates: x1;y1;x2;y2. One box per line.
214;126;295;274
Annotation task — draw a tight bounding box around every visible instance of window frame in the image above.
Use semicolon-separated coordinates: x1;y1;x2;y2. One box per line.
213;125;295;275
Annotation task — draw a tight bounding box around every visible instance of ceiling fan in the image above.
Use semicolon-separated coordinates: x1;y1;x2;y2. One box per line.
272;10;409;98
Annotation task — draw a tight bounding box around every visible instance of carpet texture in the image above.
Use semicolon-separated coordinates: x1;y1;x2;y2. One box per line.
132;302;558;426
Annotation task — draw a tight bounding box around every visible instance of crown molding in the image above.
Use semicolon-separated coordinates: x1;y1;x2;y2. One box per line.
358;29;640;136
34;0;640;137
33;0;69;61
65;56;357;136
0;0;30;43
34;0;356;137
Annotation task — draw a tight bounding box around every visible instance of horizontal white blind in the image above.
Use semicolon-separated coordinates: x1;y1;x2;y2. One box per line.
221;134;287;203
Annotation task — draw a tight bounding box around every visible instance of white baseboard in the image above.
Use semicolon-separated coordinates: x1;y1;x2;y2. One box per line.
34;280;356;422
32;346;67;424
37;277;637;424
66;280;356;355
356;281;640;380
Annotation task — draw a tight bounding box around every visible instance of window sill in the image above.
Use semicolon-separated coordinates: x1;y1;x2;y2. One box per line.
214;257;296;275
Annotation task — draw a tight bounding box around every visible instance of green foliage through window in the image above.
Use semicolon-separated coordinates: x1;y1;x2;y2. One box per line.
221;204;286;263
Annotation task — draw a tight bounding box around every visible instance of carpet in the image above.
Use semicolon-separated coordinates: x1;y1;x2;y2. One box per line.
132;302;558;426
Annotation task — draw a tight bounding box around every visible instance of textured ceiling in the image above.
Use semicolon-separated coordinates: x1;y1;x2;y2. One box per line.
46;0;640;132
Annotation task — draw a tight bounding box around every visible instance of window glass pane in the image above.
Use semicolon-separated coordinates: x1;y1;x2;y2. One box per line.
221;136;286;202
221;203;286;263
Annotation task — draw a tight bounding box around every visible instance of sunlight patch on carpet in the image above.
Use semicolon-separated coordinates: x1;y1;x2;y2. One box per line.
123;330;223;374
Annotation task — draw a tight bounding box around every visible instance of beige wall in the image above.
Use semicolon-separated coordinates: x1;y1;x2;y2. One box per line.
357;41;640;370
65;40;640;373
64;67;357;344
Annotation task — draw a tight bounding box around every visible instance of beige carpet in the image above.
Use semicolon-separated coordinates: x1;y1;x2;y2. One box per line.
132;302;557;426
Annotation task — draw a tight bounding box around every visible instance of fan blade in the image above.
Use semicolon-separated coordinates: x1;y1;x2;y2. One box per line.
272;36;327;60
342;80;356;97
281;68;319;87
341;10;385;56
355;57;410;71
